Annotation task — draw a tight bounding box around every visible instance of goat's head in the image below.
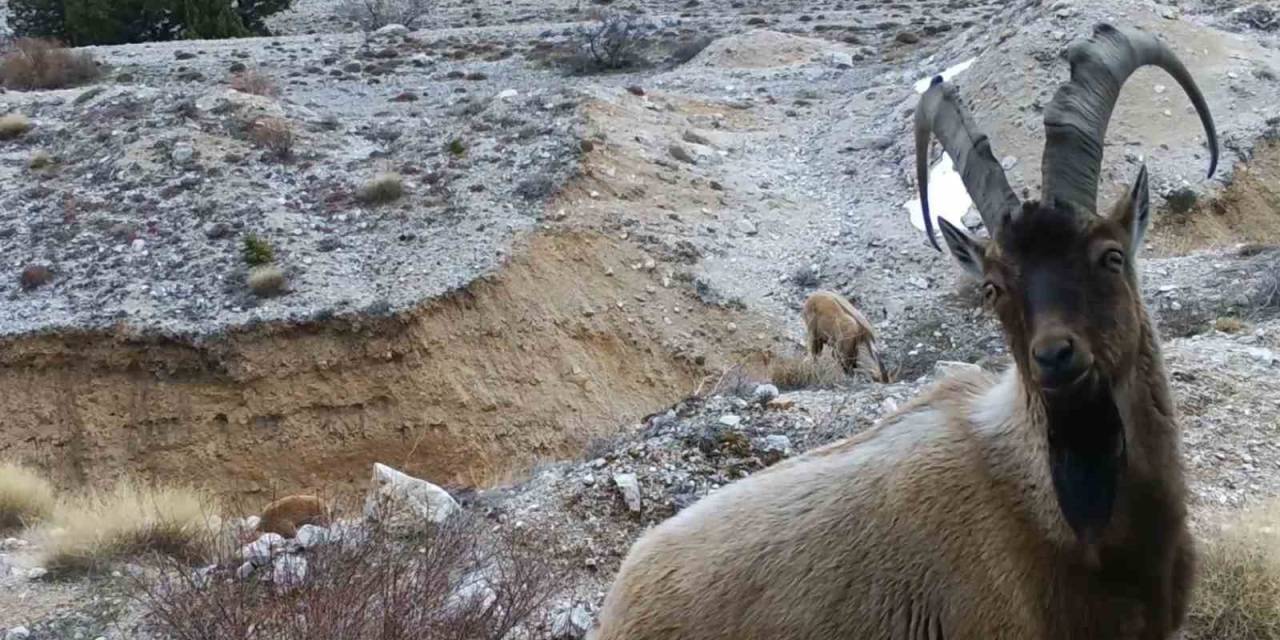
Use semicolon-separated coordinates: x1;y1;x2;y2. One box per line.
914;24;1216;544
914;23;1216;398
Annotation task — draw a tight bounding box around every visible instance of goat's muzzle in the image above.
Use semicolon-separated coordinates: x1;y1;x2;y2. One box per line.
1031;332;1094;393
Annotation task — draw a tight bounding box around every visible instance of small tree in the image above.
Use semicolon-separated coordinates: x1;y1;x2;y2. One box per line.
580;11;646;71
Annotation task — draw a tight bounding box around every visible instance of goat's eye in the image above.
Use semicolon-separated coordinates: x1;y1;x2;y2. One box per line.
982;282;1000;304
1102;249;1125;273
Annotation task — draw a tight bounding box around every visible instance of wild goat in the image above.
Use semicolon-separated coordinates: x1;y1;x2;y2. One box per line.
590;23;1216;640
256;494;329;538
802;290;889;382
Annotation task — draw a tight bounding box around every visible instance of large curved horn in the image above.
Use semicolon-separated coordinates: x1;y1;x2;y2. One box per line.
1042;23;1218;216
914;76;1022;251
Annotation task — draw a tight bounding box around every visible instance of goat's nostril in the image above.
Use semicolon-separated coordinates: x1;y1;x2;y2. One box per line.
1033;338;1075;371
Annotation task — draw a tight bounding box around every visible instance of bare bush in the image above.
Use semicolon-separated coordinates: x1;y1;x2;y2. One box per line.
338;0;432;31
571;11;647;73
247;116;295;160
133;513;561;640
0;37;100;90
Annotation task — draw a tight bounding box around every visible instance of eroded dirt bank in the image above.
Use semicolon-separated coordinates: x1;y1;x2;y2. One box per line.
0;229;776;497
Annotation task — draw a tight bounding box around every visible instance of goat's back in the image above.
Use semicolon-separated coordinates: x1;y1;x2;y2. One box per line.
258;494;329;538
802;291;873;345
592;373;1048;640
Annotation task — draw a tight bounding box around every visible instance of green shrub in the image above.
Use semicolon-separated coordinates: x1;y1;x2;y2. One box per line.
241;233;275;267
33;0;295;46
7;0;66;40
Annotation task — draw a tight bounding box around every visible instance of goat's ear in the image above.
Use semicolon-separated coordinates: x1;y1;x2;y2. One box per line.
938;217;987;279
1111;164;1150;255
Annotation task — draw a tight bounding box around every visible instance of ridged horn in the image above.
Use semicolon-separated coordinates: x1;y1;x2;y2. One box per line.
1041;23;1218;216
914;75;1022;251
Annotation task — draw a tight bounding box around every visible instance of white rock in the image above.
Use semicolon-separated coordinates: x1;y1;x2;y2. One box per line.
24;567;47;580
374;23;410;37
735;218;758;235
828;51;854;69
445;572;497;612
295;524;330;549
241;515;261;531
171;142;194;164
551;604;594;639
5;626;30;640
934;360;982;378
272;554;307;589
364;463;461;533
241;532;286;567
613;473;642;513
718;414;742;427
763;434;792;454
235;561;256;580
497;89;519;100
752;383;780;405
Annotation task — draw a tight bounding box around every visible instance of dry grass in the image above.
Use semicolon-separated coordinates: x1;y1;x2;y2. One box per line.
247;265;287;297
229;70;279;97
0;38;100;90
1215;316;1248;334
1148;141;1280;256
247;116;295;160
28;149;53;169
0;113;33;140
0;462;55;532
40;481;218;574
357;172;405;204
1186;499;1280;640
769;353;846;391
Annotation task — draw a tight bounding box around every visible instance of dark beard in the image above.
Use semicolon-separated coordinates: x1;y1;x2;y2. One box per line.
1044;377;1126;547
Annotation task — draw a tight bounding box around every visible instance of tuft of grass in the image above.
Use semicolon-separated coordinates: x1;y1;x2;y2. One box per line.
1215;317;1247;334
247;265;286;297
1185;499;1280;640
356;172;405;204
446;138;466;156
229;70;279;97
40;481;217;574
241;233;275;267
247;116;295;160
0;462;56;532
769;353;845;391
0;38;100;91
28;149;53;169
0;113;33;140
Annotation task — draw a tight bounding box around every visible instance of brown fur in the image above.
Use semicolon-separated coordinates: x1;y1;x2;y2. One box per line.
801;290;889;382
592;182;1191;638
256;494;329;538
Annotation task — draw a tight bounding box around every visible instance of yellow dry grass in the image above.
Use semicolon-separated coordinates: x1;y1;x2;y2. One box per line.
1186;499;1280;640
769;352;846;391
40;480;218;573
0;461;55;531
